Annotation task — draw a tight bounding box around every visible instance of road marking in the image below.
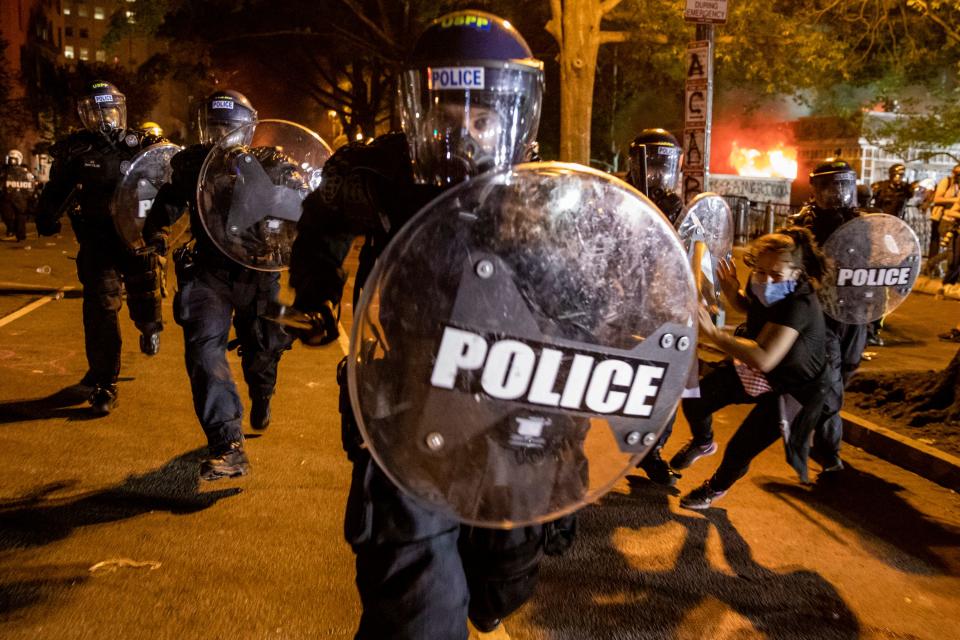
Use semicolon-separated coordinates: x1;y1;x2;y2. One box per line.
337;322;349;356
0;286;75;328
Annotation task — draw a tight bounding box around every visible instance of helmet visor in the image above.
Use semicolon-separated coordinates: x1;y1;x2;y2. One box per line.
813;175;857;209
629;145;681;195
399;63;543;186
199;108;257;145
78;95;126;133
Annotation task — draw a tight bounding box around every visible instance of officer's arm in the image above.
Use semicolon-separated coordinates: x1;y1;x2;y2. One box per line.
289;189;356;313
143;159;191;254
34;157;75;236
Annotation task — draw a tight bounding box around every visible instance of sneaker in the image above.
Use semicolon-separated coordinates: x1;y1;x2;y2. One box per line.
250;395;271;431
669;440;718;470
89;385;118;415
139;332;161;356
469;617;503;634
679;481;727;510
938;328;960;343
866;334;884;347
200;442;249;481
637;448;680;486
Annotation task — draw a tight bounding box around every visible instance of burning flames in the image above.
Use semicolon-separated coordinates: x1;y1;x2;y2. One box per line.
729;142;798;180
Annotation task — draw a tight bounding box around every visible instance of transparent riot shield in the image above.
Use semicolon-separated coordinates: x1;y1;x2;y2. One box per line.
112;142;181;251
820;213;921;324
675;192;733;307
349;163;699;527
197;120;331;271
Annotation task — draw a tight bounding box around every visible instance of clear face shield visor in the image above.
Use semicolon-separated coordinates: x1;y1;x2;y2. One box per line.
628;145;681;196
812;174;857;209
399;62;543;186
199;111;256;146
78;95;127;134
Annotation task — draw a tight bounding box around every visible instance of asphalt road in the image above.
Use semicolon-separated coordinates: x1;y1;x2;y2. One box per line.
1;228;958;639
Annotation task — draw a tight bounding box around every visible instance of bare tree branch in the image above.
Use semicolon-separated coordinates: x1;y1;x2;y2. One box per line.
599;0;623;16
545;0;563;46
598;31;630;45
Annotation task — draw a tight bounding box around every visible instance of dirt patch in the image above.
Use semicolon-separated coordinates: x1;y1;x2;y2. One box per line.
847;366;960;458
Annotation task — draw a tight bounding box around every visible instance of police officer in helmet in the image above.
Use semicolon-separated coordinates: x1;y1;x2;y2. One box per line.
1;149;36;241
35;80;166;414
794;159;867;473
627;128;684;224
143;89;292;481
870;163;912;219
290;11;569;638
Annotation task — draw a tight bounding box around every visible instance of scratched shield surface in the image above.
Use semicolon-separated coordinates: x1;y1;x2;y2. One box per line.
349;163;698;527
111;142;181;251
820;213;921;324
197;120;330;271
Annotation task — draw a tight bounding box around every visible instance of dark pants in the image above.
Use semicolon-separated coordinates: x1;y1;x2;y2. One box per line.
681;361;784;491
75;233;162;387
945;223;960;285
174;264;291;451
929;219;941;260
340;379;544;639
1;199;28;240
813;321;867;464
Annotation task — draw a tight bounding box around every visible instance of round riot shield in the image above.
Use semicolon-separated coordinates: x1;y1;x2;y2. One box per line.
349;163;699;527
675;192;733;306
197;119;331;271
112;142;181;250
820;213;921;324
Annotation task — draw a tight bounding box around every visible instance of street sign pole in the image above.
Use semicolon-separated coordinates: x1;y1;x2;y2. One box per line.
683;1;725;202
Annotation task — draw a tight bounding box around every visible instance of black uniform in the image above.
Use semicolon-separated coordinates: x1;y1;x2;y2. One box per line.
143;143;293;454
1;163;35;240
794;202;868;467
35;129;165;389
291;133;570;639
871;179;911;218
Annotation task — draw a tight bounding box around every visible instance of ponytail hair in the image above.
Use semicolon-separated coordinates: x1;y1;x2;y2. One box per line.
747;226;827;287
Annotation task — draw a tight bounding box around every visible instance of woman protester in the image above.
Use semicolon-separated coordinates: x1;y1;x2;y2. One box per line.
671;228;829;509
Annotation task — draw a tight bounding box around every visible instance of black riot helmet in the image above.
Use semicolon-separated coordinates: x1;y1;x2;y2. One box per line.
399;11;544;187
197;90;258;146
810;159;858;210
888;163;905;185
628;129;682;198
77;80;127;135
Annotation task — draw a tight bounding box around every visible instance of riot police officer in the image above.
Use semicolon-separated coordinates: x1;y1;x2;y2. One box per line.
1;149;36;241
35;80;165;415
143;90;293;481
627;128;684;224
870;163;912;218
289;12;570;638
794;159;867;472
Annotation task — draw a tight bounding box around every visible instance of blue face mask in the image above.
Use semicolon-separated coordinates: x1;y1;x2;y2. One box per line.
750;277;797;307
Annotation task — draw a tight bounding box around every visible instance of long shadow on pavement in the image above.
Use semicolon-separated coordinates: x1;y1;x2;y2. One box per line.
759;463;960;576
0;448;240;616
0;385;107;424
526;479;859;639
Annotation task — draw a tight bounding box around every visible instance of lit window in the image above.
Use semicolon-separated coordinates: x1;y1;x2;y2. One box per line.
79;47;89;60
94;7;104;19
64;45;75;59
125;10;135;23
77;5;88;17
95;49;106;62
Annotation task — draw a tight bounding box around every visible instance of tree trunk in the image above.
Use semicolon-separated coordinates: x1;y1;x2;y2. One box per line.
547;0;627;164
557;2;601;163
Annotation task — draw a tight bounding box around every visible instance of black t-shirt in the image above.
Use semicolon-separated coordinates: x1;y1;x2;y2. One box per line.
743;280;826;401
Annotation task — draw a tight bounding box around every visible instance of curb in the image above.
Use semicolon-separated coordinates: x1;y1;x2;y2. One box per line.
841;411;960;492
913;275;960;300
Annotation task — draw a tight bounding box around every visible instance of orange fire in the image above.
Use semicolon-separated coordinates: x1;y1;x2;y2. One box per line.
729;141;798;180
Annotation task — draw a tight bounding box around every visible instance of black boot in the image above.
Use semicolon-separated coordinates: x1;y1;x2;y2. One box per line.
139;331;161;356
638;447;680;486
89;384;119;416
250;394;272;431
